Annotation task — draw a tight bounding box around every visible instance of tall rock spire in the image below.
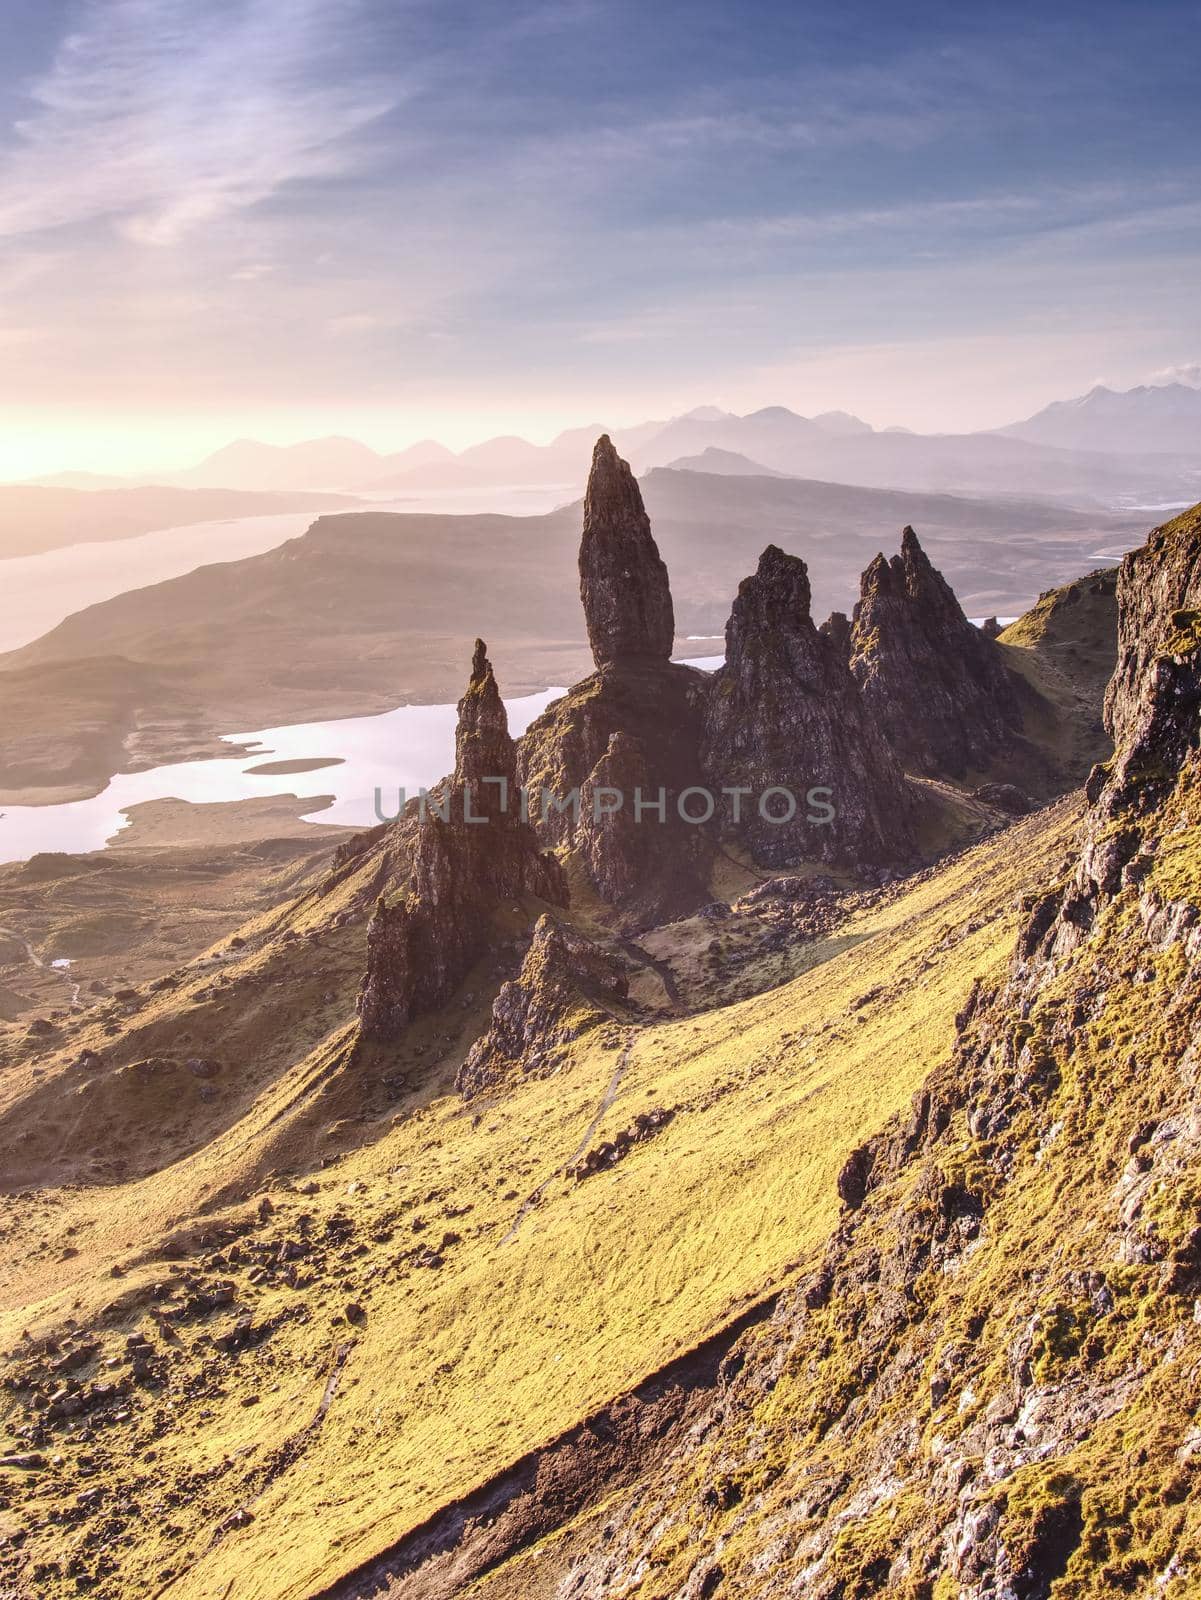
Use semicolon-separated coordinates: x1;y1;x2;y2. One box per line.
357;640;563;1040
579;435;675;668
453;637;516;819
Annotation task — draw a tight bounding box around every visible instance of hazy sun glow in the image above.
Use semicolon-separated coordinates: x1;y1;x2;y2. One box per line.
0;0;1198;477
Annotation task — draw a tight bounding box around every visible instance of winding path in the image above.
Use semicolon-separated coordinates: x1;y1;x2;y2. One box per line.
0;923;81;1008
501;1033;636;1245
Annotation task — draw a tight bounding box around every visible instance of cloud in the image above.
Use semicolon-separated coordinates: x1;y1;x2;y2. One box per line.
1147;361;1201;388
0;0;399;244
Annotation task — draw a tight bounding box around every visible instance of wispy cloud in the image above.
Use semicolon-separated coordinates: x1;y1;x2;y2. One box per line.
0;0;398;244
1147;361;1201;388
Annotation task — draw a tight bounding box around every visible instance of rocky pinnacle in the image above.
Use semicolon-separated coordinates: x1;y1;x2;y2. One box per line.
579;435;675;668
453;638;516;816
850;525;1024;780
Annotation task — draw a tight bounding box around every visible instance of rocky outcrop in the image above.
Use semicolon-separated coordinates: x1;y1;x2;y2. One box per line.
1034;503;1201;965
850;526;1026;779
579;434;674;668
357;643;564;1040
818;609;852;666
517;667;713;926
1101;503;1201;809
456;915;631;1097
703;545;914;868
579;731;712;920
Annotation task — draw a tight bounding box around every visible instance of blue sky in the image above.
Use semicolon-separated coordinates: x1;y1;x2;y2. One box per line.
0;0;1199;472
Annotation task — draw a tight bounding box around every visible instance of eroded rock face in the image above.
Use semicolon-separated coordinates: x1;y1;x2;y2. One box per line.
1102;503;1201;807
454;637;515;816
579;434;674;668
517;661;713;926
1042;502;1201;961
578;730;711;922
703;545;914;868
357;643;565;1040
456;915;631;1097
850;526;1025;780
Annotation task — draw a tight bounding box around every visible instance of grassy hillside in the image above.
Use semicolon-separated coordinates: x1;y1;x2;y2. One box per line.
0;506;1191;1600
0;786;1078;1598
470;774;1201;1600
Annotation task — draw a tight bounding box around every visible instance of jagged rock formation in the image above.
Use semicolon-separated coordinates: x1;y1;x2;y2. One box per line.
456;915;631;1096
850;525;1026;779
1102;509;1200;806
578;434;675;667
466;504;1201;1600
521;445;930;919
357;642;564;1039
703;545;914;867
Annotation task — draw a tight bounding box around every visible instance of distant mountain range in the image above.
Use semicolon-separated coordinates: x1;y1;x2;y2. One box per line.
998;381;1201;456
15;384;1200;508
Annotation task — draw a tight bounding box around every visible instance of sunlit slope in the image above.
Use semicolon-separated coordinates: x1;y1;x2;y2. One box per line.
0;799;1077;1600
471;787;1201;1600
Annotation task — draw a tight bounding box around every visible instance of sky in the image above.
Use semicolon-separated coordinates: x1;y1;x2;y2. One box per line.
0;0;1199;476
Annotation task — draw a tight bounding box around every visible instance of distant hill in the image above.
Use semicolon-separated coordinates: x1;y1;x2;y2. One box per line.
175;435;385;490
999;381;1201;456
624;406;1199;505
663;448;789;477
20;470;130;490
238;407;1201;508
0;485;361;560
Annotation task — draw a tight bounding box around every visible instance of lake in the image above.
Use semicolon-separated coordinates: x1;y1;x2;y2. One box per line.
0;689;566;863
0;650;726;864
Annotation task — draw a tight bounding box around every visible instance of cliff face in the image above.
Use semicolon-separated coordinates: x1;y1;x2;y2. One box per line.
357;642;564;1040
1102;505;1201;806
851;525;1026;779
520;443;925;921
818;608;852;666
703;544;914;868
